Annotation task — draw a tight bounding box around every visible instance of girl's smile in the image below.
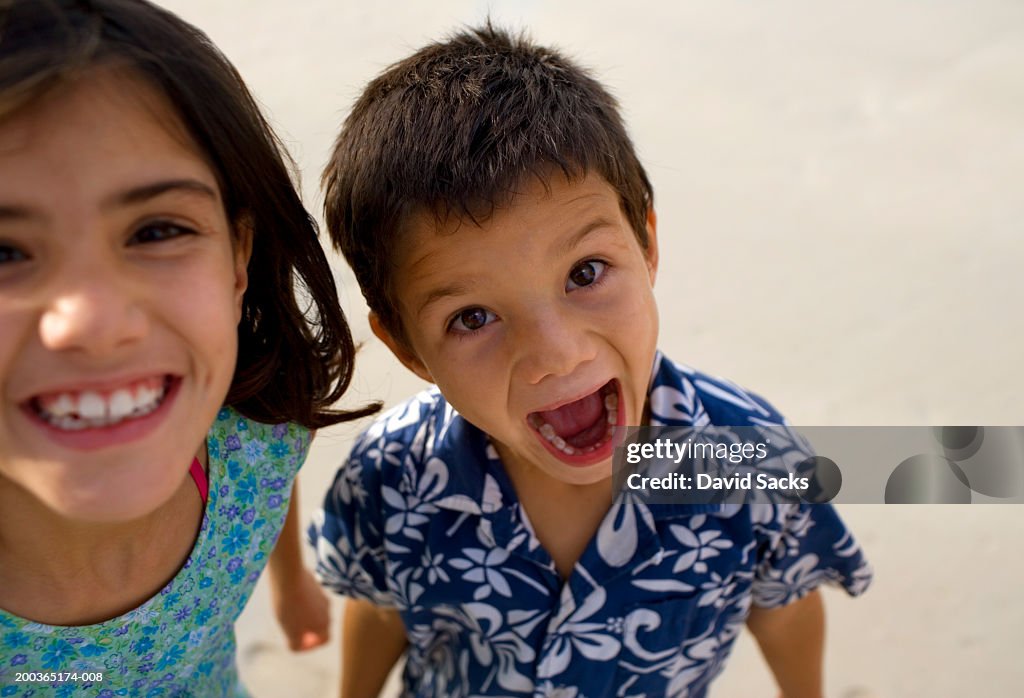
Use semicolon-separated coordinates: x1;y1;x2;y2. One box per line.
22;374;178;451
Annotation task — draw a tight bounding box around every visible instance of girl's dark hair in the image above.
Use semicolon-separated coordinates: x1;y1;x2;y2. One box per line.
323;23;654;348
0;0;379;429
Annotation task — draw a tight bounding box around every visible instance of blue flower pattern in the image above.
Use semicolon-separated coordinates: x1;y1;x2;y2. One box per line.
311;351;872;697
0;408;310;696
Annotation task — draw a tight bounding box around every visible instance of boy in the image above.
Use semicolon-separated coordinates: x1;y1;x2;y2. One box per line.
310;25;872;698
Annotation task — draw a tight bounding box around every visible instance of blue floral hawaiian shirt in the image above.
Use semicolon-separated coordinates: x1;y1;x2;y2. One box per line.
310;351;872;698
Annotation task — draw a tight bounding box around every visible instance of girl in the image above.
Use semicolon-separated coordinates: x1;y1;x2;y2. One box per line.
0;0;376;694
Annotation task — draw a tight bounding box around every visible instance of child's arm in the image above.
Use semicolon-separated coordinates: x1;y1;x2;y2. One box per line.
745;589;825;698
268;480;331;651
340;598;408;698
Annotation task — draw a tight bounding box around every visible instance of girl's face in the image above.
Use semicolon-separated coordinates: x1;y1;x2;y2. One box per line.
0;68;250;523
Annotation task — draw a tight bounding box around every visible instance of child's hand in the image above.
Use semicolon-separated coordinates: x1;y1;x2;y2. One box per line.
270;567;330;651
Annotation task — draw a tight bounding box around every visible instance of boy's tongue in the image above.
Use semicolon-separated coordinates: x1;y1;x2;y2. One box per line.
536;390;603;438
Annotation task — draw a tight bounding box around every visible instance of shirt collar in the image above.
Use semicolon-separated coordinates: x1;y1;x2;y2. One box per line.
427;350;724;519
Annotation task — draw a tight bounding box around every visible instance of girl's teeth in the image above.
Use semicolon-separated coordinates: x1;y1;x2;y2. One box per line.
49;394;75;418
109;389;135;420
136;384;158;405
539;423;556;439
79;392;106;420
35;379;169;430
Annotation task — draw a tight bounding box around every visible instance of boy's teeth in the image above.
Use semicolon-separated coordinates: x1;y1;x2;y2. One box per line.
532;385;620;456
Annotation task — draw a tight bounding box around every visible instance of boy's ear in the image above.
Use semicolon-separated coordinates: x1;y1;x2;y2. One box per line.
369;312;434;383
644;206;659;284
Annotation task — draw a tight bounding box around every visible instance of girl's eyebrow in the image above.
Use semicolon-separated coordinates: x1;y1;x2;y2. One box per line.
108;178;218;209
0;179;219;223
0;204;35;222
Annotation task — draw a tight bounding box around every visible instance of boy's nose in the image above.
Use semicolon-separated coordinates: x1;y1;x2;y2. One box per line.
38;271;148;357
517;310;597;385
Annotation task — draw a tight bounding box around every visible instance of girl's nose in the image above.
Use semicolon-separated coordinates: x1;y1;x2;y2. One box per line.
39;274;148;356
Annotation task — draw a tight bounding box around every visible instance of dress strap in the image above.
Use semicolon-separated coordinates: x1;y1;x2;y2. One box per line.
189;457;209;505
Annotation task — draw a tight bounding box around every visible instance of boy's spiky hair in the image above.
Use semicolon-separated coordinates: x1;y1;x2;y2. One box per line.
323;23;653;346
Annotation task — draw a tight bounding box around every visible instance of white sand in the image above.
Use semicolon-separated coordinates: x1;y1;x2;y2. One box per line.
162;1;1024;695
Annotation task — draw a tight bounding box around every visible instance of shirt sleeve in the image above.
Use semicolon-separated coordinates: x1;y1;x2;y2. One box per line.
750;502;873;608
308;432;400;608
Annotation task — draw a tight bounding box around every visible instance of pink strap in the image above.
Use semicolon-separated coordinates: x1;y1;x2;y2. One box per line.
189;457;209;505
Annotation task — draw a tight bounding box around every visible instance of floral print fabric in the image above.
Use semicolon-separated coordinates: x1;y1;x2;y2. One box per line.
0;408;310;697
312;351;872;698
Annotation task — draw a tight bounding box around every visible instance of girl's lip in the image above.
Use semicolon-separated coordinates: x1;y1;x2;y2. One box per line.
19;376;182;452
22;372;177;403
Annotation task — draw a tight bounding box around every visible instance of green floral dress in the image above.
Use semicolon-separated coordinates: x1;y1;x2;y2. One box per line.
0;407;310;697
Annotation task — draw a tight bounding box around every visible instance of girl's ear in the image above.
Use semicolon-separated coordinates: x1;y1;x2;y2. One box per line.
232;216;255;319
369;312;433;383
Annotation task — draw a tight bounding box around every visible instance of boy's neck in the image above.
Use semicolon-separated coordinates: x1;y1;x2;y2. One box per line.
494;443;613;581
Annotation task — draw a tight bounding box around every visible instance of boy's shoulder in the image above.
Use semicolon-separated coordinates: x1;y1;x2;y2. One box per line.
343;350;794;480
650;350;791;428
343;386;490;498
351;386;459;461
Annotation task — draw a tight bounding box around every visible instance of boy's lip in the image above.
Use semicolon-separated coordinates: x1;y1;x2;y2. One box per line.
526;379;625;468
527;379;616;415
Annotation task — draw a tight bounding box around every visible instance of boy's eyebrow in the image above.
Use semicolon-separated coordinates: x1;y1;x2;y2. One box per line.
0;180;218;222
414;216;619;319
417;282;472;319
557;216;618;257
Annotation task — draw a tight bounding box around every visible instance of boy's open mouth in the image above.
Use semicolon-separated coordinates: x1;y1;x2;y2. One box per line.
527;379;622;464
27;375;175;431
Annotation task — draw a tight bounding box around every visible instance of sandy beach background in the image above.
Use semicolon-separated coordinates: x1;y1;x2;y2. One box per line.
156;1;1024;695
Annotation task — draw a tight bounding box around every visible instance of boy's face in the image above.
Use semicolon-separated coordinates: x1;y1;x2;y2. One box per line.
374;172;659;486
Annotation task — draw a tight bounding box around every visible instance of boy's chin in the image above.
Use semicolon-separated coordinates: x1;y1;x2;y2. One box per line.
535;454;615;487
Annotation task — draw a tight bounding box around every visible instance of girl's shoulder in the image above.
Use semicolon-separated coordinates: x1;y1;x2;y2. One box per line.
206;406;313;475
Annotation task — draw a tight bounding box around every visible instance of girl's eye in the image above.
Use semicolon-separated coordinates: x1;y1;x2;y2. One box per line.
129;222;194;245
449;307;497;333
0;244;28;265
566;259;607;290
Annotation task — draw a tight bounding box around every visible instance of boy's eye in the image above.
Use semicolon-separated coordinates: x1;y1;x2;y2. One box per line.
566;259;607;290
0;244;29;265
450;307;496;333
129;222;194;245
